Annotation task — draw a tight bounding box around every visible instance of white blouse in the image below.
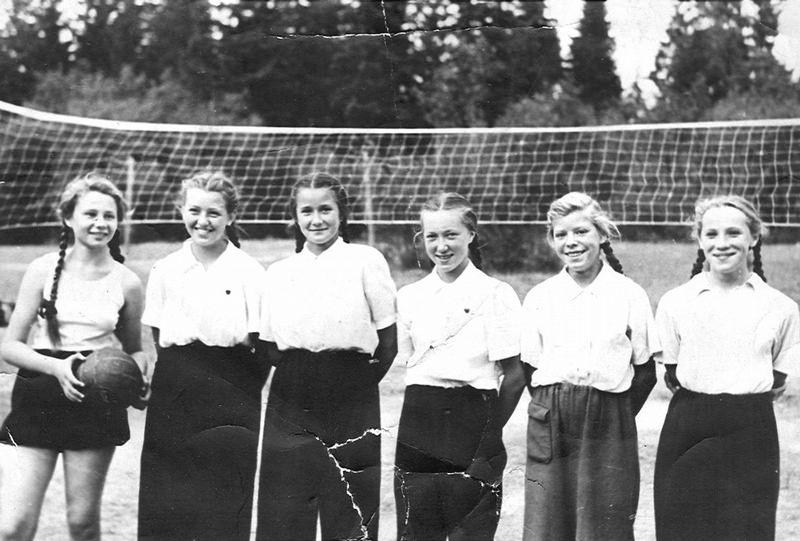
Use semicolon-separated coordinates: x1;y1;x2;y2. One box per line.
656;272;800;394
396;262;521;390
521;263;659;393
142;240;266;348
259;238;396;354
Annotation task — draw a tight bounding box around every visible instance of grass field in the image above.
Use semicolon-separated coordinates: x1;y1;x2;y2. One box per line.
1;237;800;540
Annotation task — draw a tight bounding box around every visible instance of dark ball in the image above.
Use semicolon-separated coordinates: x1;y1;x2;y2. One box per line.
76;347;144;407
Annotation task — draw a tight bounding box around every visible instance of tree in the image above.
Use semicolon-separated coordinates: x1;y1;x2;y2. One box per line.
73;0;150;76
413;0;562;127
0;0;71;103
647;1;799;121
219;0;420;127
26;63;260;125
412;35;494;127
570;1;621;113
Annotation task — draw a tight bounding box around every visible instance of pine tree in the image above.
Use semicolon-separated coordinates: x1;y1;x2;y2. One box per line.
570;1;621;113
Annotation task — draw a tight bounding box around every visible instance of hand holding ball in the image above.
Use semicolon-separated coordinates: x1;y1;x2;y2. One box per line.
75;347;145;407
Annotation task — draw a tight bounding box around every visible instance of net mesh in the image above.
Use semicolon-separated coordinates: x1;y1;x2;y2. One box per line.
0;100;799;230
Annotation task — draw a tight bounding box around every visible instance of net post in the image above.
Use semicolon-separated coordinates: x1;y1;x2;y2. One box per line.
361;147;376;246
124;155;136;251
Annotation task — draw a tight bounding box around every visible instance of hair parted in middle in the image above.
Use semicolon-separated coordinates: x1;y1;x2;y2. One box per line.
418;192;483;270
546;191;624;274
689;194;767;282
40;171;128;346
178;168;242;248
288;171;351;253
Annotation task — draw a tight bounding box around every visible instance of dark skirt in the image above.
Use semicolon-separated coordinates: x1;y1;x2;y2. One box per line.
654;389;779;541
394;384;504;541
138;343;267;541
0;349;129;450
524;383;639;541
256;349;381;541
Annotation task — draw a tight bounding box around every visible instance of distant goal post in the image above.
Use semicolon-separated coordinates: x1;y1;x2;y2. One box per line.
0;100;799;231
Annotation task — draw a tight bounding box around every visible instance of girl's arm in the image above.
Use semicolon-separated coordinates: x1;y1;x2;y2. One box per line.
655;291;681;393
466;355;525;486
150;327;160;352
628;286;659;409
115;269;146;368
496;356;526;428
630;357;657;415
115;268;150;408
522;363;536;395
372;323;397;383
0;257;85;402
663;362;681;393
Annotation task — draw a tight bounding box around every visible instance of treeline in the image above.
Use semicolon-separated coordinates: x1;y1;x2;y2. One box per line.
0;0;797;127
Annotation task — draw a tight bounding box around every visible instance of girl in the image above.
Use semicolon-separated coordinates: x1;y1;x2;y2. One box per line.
394;193;526;541
520;192;658;541
256;172;396;541
138;170;268;541
653;195;800;541
0;173;146;541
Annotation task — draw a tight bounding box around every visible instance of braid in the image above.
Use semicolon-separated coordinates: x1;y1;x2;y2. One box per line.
412;230;425;269
468;233;483;270
690;248;705;278
600;241;624;274
752;241;767;282
108;230;125;263
40;226;69;346
293;226;305;253
226;224;241;248
339;215;351;244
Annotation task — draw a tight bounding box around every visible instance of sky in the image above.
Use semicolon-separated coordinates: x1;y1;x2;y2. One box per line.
1;0;799;92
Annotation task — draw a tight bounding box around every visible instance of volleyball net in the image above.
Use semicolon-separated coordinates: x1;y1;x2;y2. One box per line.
0;100;799;230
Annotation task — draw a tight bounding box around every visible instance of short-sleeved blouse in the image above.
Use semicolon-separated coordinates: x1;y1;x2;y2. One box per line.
142;240;266;348
521;263;659;393
396;261;521;390
656;272;800;394
258;238;396;354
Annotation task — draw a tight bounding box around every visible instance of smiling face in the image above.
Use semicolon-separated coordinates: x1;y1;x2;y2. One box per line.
181;187;233;250
698;205;756;284
65;190;119;250
295;187;341;255
550;209;607;284
422;208;474;283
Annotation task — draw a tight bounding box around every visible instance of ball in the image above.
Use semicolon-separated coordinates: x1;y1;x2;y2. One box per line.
76;347;144;407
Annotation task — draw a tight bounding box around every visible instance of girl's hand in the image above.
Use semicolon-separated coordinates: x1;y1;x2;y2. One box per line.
54;352;86;402
664;364;681;394
771;370;787;402
131;351;152;410
770;382;787;401
131;380;151;410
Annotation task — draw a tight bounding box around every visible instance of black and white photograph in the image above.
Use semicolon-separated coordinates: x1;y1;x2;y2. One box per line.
1;1;800;539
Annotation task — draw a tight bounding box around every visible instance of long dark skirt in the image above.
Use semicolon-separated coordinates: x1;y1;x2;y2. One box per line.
138;343;266;541
394;384;504;541
0;349;129;450
523;383;639;541
654;389;779;541
256;349;381;541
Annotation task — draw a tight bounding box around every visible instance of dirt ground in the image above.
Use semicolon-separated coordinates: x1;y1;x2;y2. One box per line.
0;363;672;541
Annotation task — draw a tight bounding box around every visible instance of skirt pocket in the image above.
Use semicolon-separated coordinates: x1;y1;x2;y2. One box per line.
527;401;552;464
